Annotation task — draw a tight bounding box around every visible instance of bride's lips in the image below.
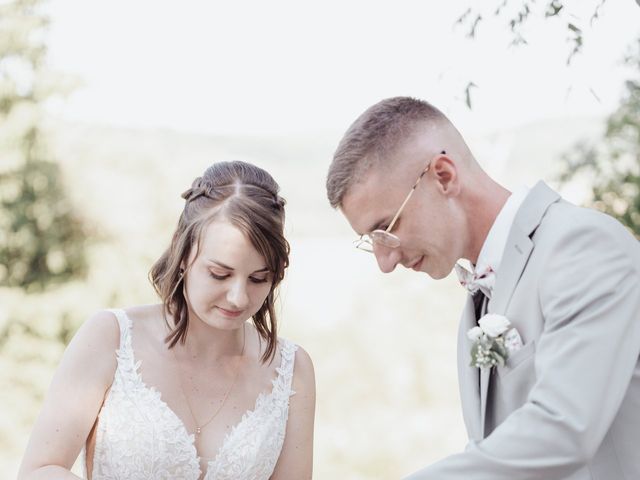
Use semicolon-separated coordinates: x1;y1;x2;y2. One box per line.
217;306;243;318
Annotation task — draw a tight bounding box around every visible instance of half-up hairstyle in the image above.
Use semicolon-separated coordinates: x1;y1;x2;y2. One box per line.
149;161;289;363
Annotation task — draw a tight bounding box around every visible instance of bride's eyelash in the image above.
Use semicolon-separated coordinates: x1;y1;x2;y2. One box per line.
209;272;229;280
209;272;269;284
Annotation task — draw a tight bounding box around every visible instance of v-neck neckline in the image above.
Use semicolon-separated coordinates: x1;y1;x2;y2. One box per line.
119;309;285;479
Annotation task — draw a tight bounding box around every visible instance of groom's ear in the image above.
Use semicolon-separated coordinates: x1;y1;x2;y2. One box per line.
431;153;460;196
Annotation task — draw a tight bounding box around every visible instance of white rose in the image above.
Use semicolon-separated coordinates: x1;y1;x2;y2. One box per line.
467;326;483;342
479;314;511;338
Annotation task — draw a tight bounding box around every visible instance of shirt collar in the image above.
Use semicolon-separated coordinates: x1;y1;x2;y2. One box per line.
476;186;529;275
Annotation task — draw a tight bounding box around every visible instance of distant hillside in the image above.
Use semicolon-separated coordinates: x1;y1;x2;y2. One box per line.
467;115;605;193
45;115;605;244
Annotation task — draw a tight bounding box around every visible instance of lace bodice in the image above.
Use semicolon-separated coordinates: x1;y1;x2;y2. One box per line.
84;308;298;480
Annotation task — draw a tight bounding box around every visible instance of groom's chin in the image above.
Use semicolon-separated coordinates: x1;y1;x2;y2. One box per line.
427;269;450;280
421;261;455;280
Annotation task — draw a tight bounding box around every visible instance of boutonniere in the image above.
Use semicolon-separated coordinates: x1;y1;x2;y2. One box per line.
467;314;523;369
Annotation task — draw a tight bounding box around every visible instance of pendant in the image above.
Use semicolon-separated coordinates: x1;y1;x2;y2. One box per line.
196;427;201;435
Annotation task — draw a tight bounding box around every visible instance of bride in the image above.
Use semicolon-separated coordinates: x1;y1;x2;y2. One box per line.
18;161;316;479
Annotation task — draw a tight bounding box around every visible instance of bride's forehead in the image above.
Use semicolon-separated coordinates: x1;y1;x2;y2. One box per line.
197;220;263;262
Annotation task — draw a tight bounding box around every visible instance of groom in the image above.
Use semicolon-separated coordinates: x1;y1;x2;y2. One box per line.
326;97;640;479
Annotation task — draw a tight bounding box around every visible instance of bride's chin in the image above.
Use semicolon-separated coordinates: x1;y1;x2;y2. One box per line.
214;311;251;327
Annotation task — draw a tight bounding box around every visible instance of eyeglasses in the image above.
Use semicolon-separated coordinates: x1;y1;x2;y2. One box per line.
354;151;445;253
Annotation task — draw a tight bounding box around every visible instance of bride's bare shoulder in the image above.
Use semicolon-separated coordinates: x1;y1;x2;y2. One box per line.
66;305;164;376
55;310;122;387
73;309;120;349
121;304;172;349
73;304;162;353
123;304;164;322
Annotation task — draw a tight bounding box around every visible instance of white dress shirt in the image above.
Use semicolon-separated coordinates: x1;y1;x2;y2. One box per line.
476;186;530;279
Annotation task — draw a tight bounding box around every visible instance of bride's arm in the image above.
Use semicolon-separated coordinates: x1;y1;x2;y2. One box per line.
270;346;316;480
17;311;120;480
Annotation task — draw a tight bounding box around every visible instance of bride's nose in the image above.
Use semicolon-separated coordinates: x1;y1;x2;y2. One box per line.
226;279;249;310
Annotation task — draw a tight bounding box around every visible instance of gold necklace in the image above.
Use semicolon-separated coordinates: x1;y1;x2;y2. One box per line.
172;324;246;436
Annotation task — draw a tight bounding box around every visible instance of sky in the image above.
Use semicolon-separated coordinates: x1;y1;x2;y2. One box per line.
44;0;640;136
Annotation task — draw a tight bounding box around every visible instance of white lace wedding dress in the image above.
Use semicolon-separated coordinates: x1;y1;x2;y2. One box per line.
82;308;298;480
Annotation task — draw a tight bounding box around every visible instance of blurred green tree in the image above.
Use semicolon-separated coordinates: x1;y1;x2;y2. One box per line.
457;1;639;235
559;38;640;237
0;0;88;291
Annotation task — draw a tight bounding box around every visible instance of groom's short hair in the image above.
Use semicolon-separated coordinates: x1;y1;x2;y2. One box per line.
326;96;446;209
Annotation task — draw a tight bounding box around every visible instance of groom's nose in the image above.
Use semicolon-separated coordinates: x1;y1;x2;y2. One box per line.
373;245;402;273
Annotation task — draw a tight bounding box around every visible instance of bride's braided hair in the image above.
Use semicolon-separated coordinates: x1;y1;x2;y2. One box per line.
181;176;286;212
149;161;289;362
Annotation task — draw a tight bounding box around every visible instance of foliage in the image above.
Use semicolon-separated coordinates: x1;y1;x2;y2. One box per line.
0;0;88;291
456;0;612;108
559;38;640;237
0;156;88;291
457;0;609;62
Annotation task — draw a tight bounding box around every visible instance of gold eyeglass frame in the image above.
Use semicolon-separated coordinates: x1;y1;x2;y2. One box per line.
354;151;445;253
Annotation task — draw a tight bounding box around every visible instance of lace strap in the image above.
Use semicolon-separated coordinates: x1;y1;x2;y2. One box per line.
107;308;132;349
106;308;140;385
272;339;298;401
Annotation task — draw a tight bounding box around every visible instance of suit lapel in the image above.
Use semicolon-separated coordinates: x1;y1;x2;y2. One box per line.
458;295;482;441
489;224;534;315
478;181;561;437
489;181;560;315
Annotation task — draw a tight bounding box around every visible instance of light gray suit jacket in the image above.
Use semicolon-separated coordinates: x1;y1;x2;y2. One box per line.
405;181;640;479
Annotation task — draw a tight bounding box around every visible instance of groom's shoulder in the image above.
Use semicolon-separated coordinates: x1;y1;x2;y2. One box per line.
544;198;618;230
536;199;639;259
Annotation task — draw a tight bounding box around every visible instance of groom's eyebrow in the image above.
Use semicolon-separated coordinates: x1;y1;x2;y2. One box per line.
367;218;389;233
